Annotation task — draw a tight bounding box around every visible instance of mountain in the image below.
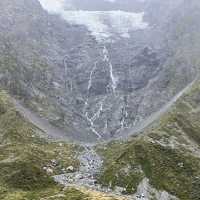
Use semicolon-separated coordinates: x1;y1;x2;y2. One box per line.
0;0;198;143
1;0;200;199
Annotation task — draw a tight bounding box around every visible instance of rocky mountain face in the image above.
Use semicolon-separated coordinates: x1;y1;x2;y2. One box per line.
0;0;198;143
1;1;200;200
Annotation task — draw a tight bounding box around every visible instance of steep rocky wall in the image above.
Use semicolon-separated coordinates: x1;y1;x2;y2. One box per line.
0;0;198;142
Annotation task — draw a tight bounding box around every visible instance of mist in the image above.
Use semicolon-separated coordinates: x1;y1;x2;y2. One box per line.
38;0;148;41
38;0;65;13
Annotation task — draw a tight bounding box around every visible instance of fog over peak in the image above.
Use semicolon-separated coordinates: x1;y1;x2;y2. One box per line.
104;0;116;2
38;0;148;41
38;0;65;13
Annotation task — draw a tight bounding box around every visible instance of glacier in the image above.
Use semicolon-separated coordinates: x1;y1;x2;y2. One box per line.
38;0;148;41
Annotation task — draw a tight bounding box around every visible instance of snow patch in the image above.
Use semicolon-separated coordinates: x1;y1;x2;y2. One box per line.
102;46;118;93
61;10;147;41
38;0;148;41
38;0;65;13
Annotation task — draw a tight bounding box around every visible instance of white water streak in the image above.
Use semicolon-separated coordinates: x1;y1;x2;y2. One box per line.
85;112;102;139
102;46;117;93
91;99;105;122
121;109;128;129
109;62;117;93
88;61;98;91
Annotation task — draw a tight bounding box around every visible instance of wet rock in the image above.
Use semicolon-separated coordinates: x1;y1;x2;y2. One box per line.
46;168;54;174
75;174;84;180
115;186;125;194
51;159;59;166
61;168;66;173
67;166;74;172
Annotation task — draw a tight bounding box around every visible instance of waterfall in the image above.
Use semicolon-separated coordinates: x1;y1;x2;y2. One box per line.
102;46;117;93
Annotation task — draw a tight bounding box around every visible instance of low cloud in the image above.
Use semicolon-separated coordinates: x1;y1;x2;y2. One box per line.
38;0;65;13
37;0;148;42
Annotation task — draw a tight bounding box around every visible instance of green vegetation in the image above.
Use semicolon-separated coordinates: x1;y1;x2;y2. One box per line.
99;139;200;199
98;81;200;200
0;91;81;199
4;162;55;191
62;188;89;200
98;142;144;194
134;140;200;199
0;90;123;200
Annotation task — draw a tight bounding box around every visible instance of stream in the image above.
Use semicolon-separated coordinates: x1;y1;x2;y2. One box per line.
54;145;103;188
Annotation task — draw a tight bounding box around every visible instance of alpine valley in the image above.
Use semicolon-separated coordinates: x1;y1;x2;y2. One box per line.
0;0;200;200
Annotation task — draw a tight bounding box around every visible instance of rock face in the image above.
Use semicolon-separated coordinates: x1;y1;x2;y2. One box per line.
0;0;199;142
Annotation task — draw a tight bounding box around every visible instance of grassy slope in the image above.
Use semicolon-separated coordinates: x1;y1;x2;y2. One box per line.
0;91;74;199
98;80;200;200
0;90;122;200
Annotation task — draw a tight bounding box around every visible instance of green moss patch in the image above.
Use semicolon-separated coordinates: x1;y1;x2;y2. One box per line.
99;139;200;199
3;162;54;191
98;142;144;194
63;188;89;200
134;140;200;199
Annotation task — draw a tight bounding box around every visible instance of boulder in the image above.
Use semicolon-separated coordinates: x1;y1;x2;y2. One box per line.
66;166;74;172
